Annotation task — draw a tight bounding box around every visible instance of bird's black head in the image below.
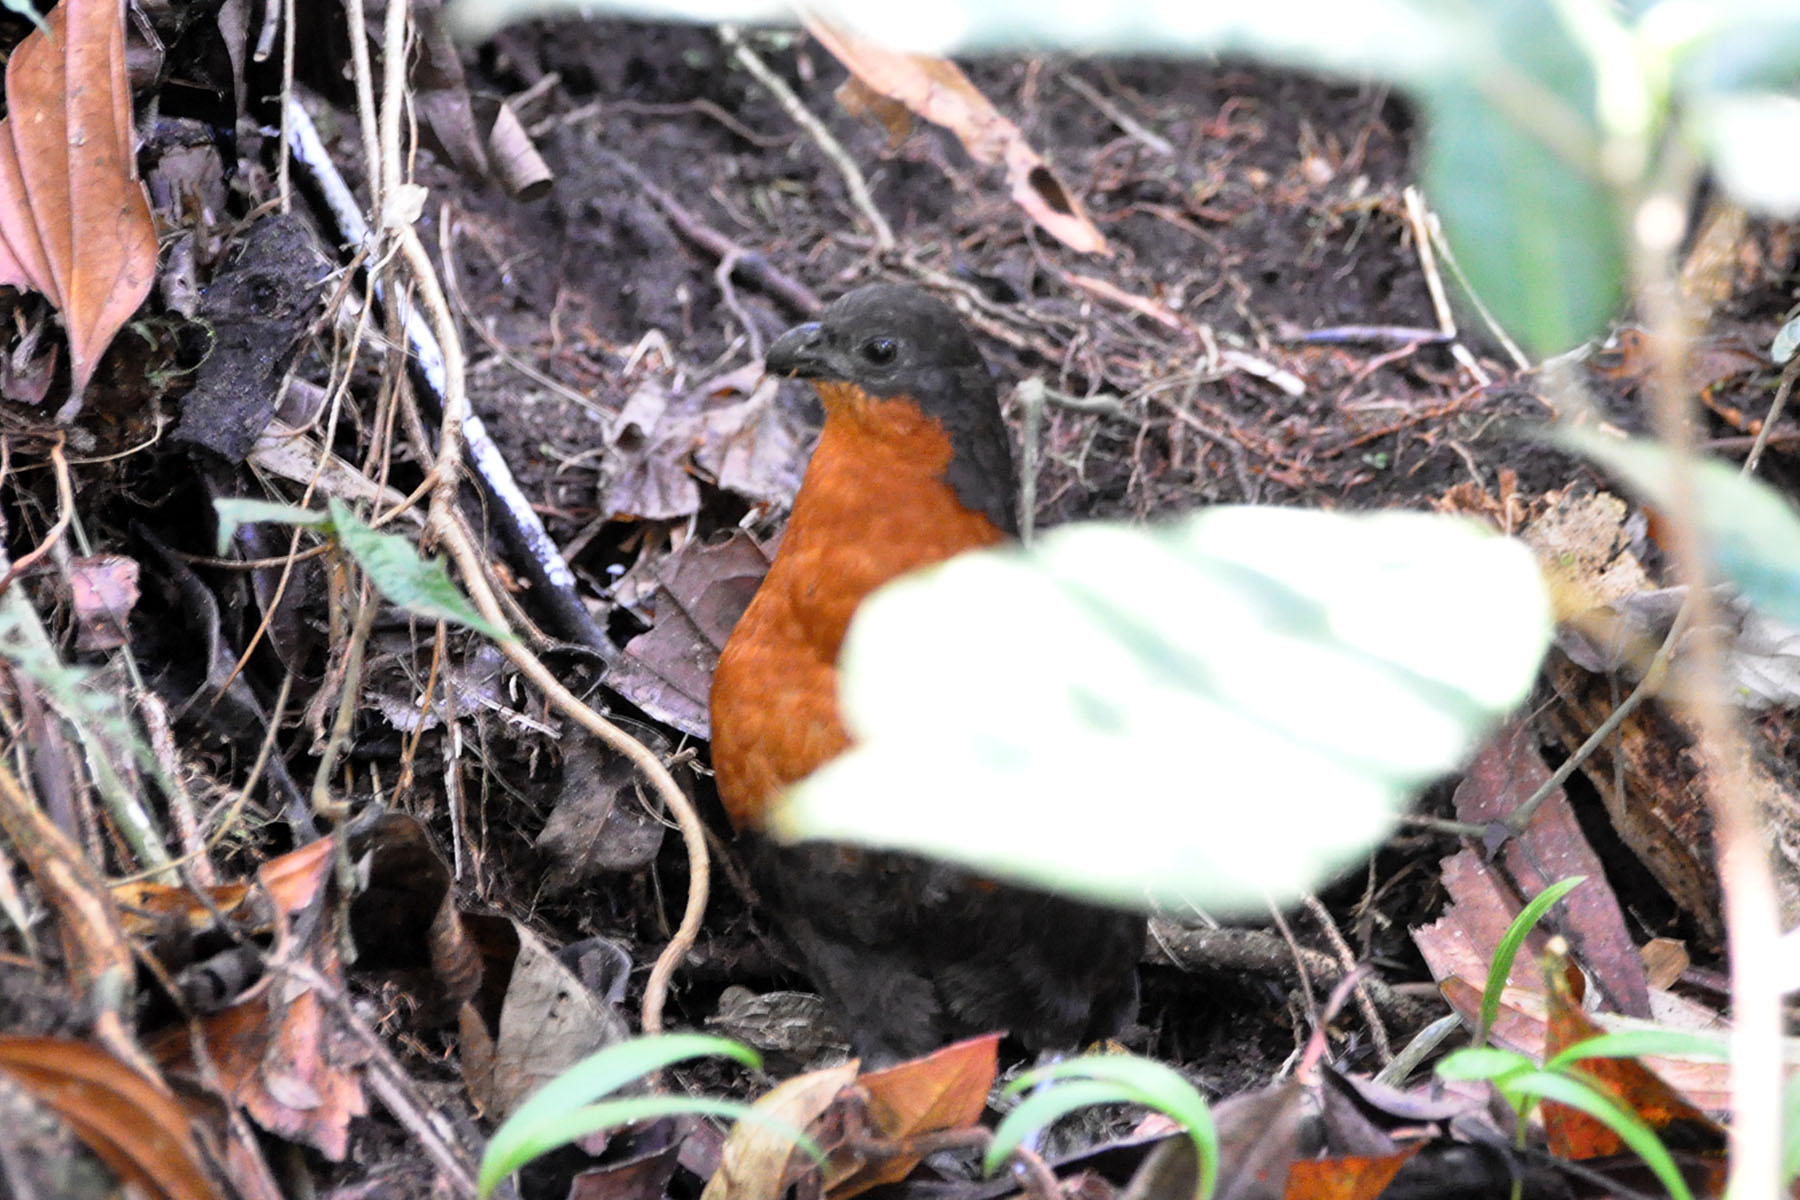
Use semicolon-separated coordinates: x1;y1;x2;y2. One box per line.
766;284;1017;533
766;284;986;390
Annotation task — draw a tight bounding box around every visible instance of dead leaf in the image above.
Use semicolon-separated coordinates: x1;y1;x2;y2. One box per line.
1539;954;1726;1165
147;839;369;1160
1451;721;1650;1017
1282;1151;1414;1200
458;919;632;1119
535;734;669;892
4;0;160;407
606;531;775;737
805;18;1110;256
0;1036;221;1200
1641;938;1689;991
68;553;140;652
828;1034;998;1196
1211;1079;1315;1200
702;1061;860;1200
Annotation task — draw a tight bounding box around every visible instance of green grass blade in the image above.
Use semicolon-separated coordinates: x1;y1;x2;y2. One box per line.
1545;1029;1729;1071
479;1034;760;1198
1000;1057;1216;1199
1508;1070;1694;1200
1434;1046;1535;1082
986;1080;1128;1175
1479;875;1586;1043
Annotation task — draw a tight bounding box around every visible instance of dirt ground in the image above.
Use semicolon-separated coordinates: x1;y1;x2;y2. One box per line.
0;7;1795;1198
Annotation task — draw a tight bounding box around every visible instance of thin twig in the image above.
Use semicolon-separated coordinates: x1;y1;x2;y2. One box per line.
1401;186;1490;387
719;23;895;251
0;436;71;594
598;148;822;315
432;512;708;1036
1302;892;1391;1063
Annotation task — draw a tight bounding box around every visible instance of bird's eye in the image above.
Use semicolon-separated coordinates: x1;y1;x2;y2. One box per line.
861;337;898;365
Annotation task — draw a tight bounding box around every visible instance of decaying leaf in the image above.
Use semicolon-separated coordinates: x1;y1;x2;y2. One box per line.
147;838;370;1161
702;1060;860;1200
0;1036;221;1200
458;919;633;1119
607;531;776;737
805;18;1110;256
2;0;160;410
828;1034;998;1196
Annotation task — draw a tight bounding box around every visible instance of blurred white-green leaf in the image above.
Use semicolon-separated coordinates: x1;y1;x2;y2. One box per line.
774;508;1552;912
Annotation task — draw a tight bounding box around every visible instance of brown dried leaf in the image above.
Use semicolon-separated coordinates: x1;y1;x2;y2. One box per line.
1452;720;1650;1016
1540;955;1725;1164
829;1034;998;1196
607;531;775;737
0;1036;221;1200
1282;1151;1415;1200
805;18;1109;255
459;921;631;1119
0;113;55;298
5;0;159;402
147;839;368;1160
701;1061;860;1200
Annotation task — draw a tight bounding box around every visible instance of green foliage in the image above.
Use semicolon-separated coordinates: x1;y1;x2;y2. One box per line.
212;497;504;639
1436;1044;1694;1200
1555;429;1800;629
992;1055;1217;1200
780;507;1550;912
1479;876;1586;1043
476;1034;801;1198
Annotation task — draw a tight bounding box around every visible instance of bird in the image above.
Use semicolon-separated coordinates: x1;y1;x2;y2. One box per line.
709;283;1144;1064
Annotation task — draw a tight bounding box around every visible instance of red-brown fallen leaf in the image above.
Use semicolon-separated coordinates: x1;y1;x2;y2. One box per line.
113;836;332;938
1540;956;1724;1163
1451;721;1650;1017
831;1033;1000;1196
1283;1149;1416;1200
0;1035;221;1200
805;18;1110;256
4;0;159;404
148;839;368;1160
0;115;55;297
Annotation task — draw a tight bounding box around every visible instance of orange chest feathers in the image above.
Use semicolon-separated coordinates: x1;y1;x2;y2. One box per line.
709;385;1009;830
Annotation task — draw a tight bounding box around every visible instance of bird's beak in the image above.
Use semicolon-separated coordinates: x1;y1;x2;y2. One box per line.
765;321;830;379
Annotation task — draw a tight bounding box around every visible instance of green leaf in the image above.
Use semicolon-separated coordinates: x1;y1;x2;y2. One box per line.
988;1081;1132;1175
1506;1070;1695;1200
992;1057;1217;1200
1418;0;1634;361
212;498;331;555
1434;1046;1536;1083
478;1034;764;1197
777;507;1551;913
1480;876;1586;1044
1545;1028;1730;1070
1555;429;1800;629
326;498;506;639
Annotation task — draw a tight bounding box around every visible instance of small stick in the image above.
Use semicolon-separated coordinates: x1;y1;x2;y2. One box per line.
719;24;895;251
